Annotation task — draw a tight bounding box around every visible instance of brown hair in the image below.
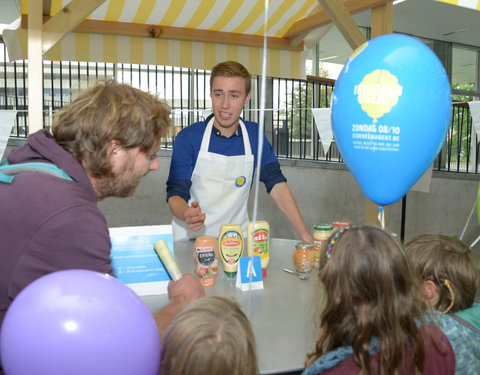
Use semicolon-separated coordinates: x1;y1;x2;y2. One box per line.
159;296;258;375
405;233;480;312
210;61;252;95
306;226;427;374
52;80;171;176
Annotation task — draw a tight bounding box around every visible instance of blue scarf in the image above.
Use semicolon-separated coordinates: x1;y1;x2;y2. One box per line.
302;339;380;375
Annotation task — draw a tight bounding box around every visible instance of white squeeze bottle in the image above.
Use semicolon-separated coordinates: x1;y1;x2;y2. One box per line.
247;221;270;277
219;223;243;279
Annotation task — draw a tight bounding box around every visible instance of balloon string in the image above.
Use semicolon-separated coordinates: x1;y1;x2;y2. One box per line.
460;195;476;241
247;0;268;311
377;206;385;230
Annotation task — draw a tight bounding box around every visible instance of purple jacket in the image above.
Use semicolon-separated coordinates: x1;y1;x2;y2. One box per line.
0;130;113;329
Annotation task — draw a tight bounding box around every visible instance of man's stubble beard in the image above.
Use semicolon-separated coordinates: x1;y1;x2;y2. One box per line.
96;172;142;199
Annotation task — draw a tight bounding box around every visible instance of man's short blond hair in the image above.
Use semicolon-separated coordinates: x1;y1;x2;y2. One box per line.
210;61;251;95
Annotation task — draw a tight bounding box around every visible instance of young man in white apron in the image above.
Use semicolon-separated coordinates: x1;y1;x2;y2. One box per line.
167;61;313;244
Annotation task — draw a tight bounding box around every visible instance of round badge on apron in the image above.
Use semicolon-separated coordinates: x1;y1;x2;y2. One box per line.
172;118;254;241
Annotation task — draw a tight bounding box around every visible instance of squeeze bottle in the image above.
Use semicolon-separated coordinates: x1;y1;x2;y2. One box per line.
247;221;270;277
218;223;243;279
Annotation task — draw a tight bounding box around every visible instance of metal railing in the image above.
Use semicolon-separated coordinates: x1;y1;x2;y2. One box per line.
0;43;477;174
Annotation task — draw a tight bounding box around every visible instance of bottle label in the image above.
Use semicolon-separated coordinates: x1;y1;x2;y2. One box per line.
195;245;218;278
220;230;243;265
312;238;328;268
312;238;326;252
252;228;269;260
195;246;216;266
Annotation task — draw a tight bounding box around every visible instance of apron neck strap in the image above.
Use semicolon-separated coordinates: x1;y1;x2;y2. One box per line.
200;118;253;156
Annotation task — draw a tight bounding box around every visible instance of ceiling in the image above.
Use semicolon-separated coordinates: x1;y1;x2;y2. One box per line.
0;0;19;24
314;0;480;84
1;0;479;83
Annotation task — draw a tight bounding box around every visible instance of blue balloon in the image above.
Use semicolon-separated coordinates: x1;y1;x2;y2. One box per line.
1;269;160;375
331;33;451;206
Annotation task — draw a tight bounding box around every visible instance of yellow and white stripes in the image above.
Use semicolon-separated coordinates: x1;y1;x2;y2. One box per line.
46;0;317;36
435;0;480;11
5;0;316;79
13;30;306;78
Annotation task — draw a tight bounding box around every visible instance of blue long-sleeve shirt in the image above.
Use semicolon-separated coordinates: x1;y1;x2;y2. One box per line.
166;115;286;203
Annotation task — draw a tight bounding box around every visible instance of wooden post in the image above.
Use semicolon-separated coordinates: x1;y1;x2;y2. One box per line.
28;0;44;134
371;1;394;38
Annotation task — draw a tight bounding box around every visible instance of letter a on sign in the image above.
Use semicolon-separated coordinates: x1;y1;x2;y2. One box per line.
236;256;263;291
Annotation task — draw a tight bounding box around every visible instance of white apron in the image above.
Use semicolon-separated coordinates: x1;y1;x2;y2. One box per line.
172;118;254;241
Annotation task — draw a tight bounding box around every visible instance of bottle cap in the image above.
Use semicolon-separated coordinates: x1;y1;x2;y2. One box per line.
332;220;352;228
224;271;237;279
313;224;334;231
295;242;313;250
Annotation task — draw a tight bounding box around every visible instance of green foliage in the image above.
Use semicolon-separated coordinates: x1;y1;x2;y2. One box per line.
282;63;334;141
449;82;475;167
452;82;474;102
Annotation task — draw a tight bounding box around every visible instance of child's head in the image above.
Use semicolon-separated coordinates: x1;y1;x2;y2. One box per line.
159;296;258;375
307;225;426;374
405;233;480;313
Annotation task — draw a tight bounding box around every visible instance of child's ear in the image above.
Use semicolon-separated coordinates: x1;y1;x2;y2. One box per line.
423;280;438;300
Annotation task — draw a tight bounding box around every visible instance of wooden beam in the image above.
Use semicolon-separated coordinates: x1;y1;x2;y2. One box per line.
371;0;393;38
28;0;43;133
21;15;304;52
42;0;106;55
315;0;367;50
290;30;311;48
291;23;332;49
285;0;390;39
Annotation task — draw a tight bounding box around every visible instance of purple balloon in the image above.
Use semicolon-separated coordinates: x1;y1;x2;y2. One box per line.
0;269;160;375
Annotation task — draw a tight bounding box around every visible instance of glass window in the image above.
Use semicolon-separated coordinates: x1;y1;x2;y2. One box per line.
452;46;477;90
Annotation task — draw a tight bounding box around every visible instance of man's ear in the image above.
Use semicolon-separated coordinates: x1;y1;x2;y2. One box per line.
245;91;251;104
107;140;122;157
423;280;438;300
107;140;123;166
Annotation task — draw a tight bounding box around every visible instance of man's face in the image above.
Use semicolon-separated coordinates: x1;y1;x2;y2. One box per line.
107;140;160;198
210;76;251;135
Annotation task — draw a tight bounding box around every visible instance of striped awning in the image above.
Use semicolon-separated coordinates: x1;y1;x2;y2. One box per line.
3;0;326;79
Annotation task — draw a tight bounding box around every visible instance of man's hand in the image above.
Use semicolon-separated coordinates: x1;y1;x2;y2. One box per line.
154;274;205;338
168;273;205;306
184;201;206;231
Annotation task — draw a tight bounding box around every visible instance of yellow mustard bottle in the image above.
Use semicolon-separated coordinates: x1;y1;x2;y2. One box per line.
247;221;270;277
218;223;243;279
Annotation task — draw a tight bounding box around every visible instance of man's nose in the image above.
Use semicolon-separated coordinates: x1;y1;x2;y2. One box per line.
221;96;229;108
150;157;159;171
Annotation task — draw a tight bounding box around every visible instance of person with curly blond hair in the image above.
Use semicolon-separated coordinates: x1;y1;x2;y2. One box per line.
0;80;204;343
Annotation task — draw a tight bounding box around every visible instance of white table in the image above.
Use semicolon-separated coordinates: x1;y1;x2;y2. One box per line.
141;238;317;375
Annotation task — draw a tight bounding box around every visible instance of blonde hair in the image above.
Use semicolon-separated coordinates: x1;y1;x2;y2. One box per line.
159;296;258;375
52;79;171;177
210;61;252;95
306;226;427;374
405;233;480;312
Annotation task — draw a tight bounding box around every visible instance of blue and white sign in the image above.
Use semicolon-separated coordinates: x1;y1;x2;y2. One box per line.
236;256;264;291
110;225;173;296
